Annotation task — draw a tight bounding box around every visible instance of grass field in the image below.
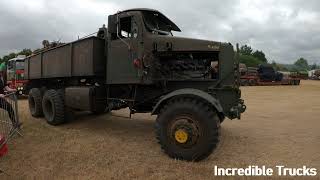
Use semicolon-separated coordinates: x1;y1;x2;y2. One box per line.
1;80;319;179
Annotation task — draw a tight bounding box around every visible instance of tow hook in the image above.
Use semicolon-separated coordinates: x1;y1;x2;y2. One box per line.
229;99;246;119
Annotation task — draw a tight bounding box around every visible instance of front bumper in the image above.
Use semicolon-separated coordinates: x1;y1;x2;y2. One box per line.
16;87;26;95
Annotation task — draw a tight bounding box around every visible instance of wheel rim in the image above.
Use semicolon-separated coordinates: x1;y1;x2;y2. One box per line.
168;115;201;148
174;129;188;144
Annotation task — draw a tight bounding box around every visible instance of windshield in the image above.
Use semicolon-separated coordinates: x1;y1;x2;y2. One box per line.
142;11;179;35
16;60;25;70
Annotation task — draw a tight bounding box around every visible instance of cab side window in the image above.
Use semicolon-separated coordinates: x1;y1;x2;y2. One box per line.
119;17;132;38
111;16;138;40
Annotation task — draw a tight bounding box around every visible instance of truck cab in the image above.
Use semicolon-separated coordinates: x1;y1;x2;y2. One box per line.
7;55;28;95
105;9;244;119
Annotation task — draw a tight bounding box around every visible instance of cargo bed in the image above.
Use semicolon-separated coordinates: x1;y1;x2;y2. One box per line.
25;37;106;79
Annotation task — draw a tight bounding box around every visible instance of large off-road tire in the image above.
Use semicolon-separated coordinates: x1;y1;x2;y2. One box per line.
42;89;65;125
28;88;43;117
155;97;221;161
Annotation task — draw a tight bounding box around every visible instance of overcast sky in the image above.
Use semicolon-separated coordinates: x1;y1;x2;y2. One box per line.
0;0;319;64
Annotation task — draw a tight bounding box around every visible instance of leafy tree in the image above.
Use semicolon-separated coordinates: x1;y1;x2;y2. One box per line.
239;55;263;67
0;48;33;64
18;49;32;56
252;50;268;63
240;45;253;56
271;61;288;71
294;58;309;70
310;63;318;70
2;53;17;62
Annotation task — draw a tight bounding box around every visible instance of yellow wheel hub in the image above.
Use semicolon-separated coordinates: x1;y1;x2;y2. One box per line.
174;129;188;144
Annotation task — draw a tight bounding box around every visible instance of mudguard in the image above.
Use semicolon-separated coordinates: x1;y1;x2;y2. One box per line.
151;88;224;115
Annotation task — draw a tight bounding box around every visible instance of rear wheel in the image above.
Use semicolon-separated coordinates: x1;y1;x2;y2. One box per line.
155;97;220;161
42;89;65;125
28;88;43;117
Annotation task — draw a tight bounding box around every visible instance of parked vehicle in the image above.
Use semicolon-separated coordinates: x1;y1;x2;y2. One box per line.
240;64;301;86
25;8;246;161
309;70;320;80
2;56;28;95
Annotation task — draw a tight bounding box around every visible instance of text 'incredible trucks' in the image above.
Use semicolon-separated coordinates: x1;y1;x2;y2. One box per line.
25;8;246;161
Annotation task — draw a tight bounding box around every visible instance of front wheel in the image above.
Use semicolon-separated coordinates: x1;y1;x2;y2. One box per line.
155;97;221;161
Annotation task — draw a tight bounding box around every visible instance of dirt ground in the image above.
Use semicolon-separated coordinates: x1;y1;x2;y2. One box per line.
1;80;319;179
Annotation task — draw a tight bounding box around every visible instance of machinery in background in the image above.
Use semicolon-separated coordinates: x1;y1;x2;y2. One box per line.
240;64;301;86
6;55;28;95
309;69;320;80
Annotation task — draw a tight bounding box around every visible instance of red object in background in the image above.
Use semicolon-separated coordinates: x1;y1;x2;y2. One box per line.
0;135;8;157
133;58;142;68
16;69;24;74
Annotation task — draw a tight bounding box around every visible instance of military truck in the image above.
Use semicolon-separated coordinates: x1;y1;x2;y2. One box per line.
314;69;320;80
25;8;246;161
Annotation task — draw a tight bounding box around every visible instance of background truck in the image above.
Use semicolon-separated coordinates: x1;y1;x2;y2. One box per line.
240;64;301;86
312;69;320;80
6;55;28;95
24;8;246;161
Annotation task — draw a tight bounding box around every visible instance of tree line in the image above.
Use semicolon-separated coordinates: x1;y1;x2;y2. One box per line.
239;45;319;72
0;49;33;64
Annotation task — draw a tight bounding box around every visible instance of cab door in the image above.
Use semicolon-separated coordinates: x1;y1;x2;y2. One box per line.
107;14;143;84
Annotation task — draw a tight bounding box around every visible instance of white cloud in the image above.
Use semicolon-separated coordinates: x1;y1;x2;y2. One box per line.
0;0;319;64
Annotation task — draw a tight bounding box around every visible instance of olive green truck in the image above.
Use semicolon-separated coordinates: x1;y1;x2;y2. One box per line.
25;8;246;161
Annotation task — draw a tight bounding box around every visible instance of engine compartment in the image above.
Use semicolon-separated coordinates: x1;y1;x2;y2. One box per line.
153;52;220;80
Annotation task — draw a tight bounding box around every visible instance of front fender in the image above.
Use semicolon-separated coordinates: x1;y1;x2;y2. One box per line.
151;88;224;115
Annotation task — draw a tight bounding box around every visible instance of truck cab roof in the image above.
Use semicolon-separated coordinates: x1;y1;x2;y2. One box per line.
116;8;181;32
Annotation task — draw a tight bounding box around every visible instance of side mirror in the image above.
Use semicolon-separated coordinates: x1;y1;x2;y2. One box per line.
108;15;117;34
